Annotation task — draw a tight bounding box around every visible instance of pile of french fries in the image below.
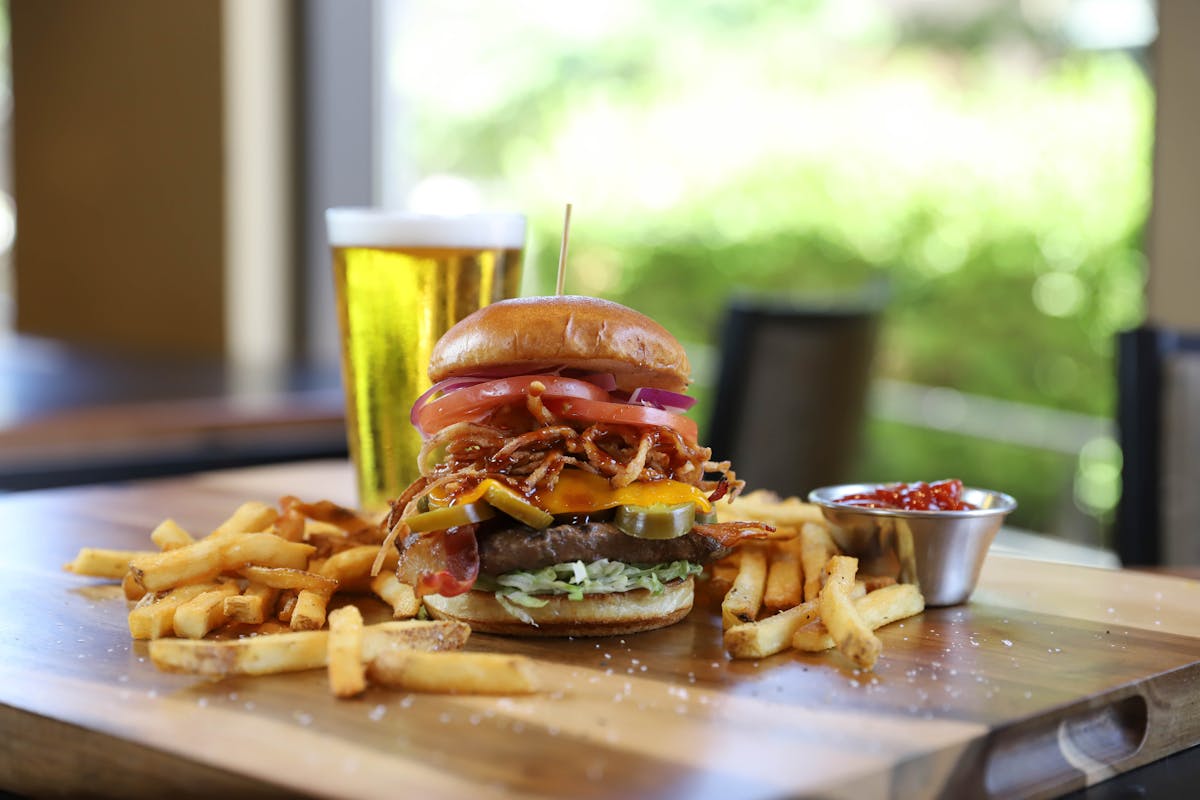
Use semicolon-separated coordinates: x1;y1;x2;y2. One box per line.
64;488;919;690
64;498;537;697
714;490;925;669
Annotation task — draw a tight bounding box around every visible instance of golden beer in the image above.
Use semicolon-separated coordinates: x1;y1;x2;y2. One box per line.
327;212;524;512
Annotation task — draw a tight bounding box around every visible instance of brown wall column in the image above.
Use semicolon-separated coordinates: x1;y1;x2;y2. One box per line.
1148;0;1200;330
11;0;226;355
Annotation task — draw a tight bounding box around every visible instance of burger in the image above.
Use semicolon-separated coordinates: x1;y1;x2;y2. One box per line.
381;295;769;636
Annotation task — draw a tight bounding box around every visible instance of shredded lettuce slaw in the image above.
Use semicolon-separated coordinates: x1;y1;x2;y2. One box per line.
474;559;702;623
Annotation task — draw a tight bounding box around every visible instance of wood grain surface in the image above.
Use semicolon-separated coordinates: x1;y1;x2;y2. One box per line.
3;460;1200;800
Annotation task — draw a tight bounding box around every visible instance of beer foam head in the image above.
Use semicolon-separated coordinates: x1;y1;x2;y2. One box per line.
326;209;526;249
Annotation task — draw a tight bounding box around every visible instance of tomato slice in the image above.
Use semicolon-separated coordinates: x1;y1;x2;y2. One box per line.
416;376;611;435
542;397;699;443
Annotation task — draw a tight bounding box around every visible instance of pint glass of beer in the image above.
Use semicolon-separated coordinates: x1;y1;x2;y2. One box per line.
325;210;525;512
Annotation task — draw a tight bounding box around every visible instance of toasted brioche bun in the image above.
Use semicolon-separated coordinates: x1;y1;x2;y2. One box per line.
422;578;695;637
428;295;690;393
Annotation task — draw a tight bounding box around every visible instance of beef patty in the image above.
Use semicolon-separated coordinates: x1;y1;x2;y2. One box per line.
477;521;730;576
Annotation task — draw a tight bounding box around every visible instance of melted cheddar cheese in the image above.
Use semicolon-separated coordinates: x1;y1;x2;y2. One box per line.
429;469;712;515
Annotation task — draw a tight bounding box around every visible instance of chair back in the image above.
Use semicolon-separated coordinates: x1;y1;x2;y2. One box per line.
707;297;881;498
1116;326;1200;565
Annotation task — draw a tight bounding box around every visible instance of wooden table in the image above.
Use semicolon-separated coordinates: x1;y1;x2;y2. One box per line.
3;460;1200;799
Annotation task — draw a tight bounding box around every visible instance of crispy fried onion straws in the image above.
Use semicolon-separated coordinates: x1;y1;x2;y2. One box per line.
413;399;743;503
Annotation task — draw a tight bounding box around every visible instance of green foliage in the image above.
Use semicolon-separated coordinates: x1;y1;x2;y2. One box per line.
394;1;1152;535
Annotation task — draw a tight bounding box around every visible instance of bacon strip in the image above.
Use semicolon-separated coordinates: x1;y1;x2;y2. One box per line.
397;526;480;597
691;521;774;548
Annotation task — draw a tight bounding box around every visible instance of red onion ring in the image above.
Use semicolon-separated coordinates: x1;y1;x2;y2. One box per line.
628;387;696;413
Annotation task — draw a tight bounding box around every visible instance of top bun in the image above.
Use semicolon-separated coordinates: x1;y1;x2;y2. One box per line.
429;296;690;393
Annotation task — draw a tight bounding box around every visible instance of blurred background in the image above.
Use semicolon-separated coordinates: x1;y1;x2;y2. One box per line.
1;0;1196;563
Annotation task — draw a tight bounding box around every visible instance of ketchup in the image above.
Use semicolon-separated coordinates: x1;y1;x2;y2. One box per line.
835;479;976;511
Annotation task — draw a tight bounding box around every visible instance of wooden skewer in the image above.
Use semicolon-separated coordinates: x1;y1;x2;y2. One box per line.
555;203;573;296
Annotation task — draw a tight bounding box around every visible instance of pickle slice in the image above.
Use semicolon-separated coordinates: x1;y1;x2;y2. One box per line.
614;502;696;540
484;482;554;529
695;507;718;525
404;501;495;533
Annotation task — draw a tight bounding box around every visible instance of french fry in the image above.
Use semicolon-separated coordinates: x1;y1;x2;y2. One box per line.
793;583;926;652
800;522;839;602
303;518;346;539
239;565;338;595
128;583;222;640
122;571;147;601
223;534;317;571
289;497;378;537
211;501;279;537
276;589;298;623
718;489;826;529
708;561;739;595
763;538;803;610
360;620;470;657
150;519;195;551
290;589;331;631
129;539;222;590
820;555;881;670
63;548;155;579
173;583;240;639
148;620;470;677
367;651;537;695
319;545;396;592
721;544;767;629
224;582;280;625
327;605;366;698
861;574;897;593
725;600;819;659
724;581;867;659
370;573;420;620
129;533;315;592
272;501;307;542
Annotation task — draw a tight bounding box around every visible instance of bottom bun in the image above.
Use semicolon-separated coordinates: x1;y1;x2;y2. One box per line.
422;578;695;637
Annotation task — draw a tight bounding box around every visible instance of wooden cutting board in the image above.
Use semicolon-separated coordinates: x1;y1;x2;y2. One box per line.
3;460;1200;799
